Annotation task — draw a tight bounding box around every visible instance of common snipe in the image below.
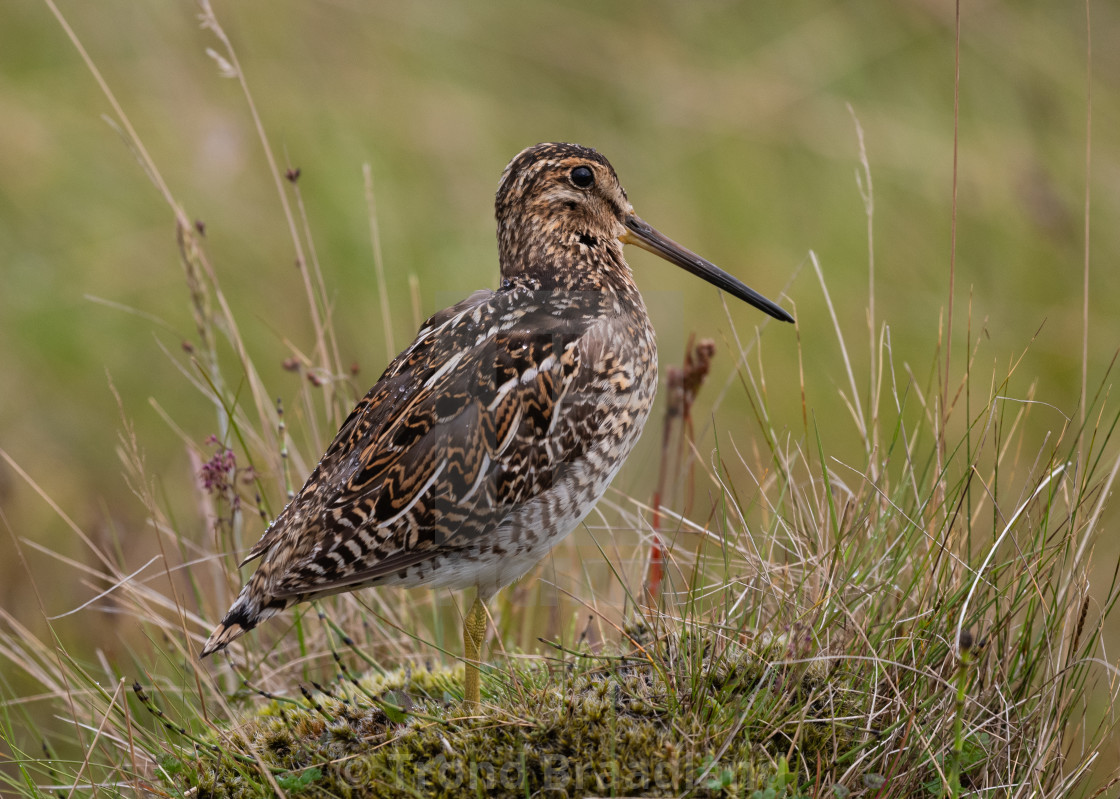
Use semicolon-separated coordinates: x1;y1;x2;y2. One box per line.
201;143;793;705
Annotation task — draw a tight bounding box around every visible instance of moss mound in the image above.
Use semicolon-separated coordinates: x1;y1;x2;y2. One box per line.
175;632;863;798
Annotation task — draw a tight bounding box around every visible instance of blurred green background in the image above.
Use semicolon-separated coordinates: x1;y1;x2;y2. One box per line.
2;0;1118;769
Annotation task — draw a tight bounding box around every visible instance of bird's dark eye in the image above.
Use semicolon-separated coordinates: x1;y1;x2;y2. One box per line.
569;166;595;189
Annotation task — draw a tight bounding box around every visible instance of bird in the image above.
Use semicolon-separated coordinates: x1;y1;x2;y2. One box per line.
200;142;793;706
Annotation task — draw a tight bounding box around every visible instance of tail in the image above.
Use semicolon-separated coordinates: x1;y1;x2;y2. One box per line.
199;581;285;658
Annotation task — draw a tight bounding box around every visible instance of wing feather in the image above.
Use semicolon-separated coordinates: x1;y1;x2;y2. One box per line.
247;287;613;599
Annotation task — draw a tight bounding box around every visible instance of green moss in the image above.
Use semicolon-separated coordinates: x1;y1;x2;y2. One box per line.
170;630;866;798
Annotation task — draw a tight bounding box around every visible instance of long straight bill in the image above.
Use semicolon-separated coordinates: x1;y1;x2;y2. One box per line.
621;215;793;323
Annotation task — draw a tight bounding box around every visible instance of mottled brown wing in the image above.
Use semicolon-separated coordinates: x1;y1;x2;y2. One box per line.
250;288;611;599
238;290;496;567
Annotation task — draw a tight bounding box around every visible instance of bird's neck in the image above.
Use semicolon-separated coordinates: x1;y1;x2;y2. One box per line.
498;216;635;293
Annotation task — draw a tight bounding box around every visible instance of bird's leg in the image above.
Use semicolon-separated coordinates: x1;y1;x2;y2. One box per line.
463;593;487;707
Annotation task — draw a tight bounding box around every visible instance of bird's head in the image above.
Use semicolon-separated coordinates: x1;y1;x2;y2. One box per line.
495;143;631;287
495;142;792;322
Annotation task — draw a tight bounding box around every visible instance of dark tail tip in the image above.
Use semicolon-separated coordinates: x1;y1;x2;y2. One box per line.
199;605;258;659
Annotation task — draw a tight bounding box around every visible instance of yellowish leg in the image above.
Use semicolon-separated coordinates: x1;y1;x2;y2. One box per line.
463;594;487;707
